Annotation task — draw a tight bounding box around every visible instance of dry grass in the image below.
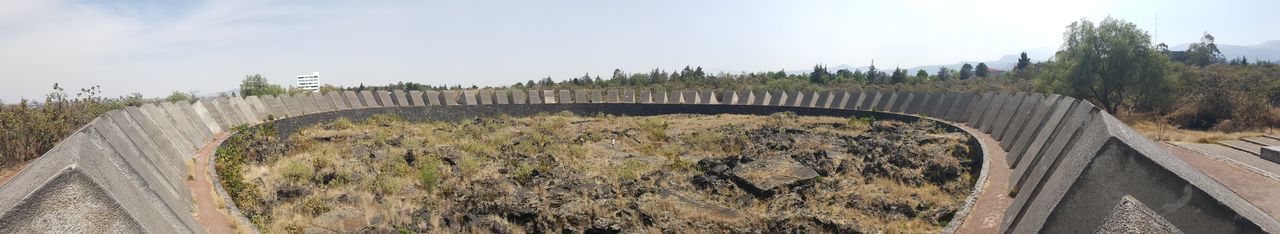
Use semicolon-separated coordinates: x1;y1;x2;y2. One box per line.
220;112;970;233
1120;113;1280;143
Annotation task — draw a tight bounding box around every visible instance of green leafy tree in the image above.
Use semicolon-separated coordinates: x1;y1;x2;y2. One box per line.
866;62;881;83
915;69;929;81
1050;17;1169;114
1016;52;1032;71
959;63;974;80
165;91;195;103
1186;32;1223;67
239;74;285;97
975;63;990;78
810;64;830;84
937;67;953;81
890;67;907;84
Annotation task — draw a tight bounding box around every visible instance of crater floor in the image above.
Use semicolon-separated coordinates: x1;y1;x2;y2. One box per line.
216;112;975;233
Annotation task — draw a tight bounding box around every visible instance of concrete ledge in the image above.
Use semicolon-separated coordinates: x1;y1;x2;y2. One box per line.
1263;146;1280;164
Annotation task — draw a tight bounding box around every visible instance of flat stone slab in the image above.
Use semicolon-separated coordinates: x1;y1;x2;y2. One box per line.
1219;140;1263;155
728;157;819;197
1242;137;1280;146
1178;143;1280;178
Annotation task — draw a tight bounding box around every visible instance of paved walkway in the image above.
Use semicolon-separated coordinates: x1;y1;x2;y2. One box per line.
186;133;240;234
955;125;1014;233
1164;143;1280;220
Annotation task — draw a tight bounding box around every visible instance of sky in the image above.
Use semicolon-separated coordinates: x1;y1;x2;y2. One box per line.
0;0;1277;101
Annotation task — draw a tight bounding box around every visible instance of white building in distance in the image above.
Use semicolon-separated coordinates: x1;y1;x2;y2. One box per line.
296;72;320;92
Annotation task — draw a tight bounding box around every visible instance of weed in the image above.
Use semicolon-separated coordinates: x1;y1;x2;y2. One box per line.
366;114;405;126
300;196;331;215
419;161;441;190
331;117;354;130
637;118;668;141
510;162;536;183
615;160;650;180
280;158;314;183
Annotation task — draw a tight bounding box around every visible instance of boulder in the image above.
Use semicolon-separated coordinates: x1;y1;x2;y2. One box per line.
728;156;819;197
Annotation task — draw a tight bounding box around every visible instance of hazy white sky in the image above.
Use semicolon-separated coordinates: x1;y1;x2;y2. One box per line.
0;0;1276;101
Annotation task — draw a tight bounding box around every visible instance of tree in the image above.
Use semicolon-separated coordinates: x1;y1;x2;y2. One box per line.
1051;17;1169;114
959;63;974;80
1186;32;1223;67
915;69;929;81
866;62;881;83
611;69;627;84
165;91;195;103
890;67;907;84
975;63;990;78
239;74;285;97
937;67;953;81
810;64;830;84
1016;52;1032;71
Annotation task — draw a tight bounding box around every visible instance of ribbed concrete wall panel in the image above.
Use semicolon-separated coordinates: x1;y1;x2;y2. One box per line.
245;96;270;120
590;90;604;103
189;100;224;133
993;92;1031;138
312;93;335;113
479;90;494;105
358;91;379;107
230;97;261;124
1008;100;1095;196
341;91;363;109
160;102;210;142
573;90;589;104
621;90;636;103
100;112;189;200
1008;97;1074;169
140;104;196;151
542;90;556;104
88;118;192;221
327;92;350;110
376;90;394;107
0;131;200;233
997;93;1044;146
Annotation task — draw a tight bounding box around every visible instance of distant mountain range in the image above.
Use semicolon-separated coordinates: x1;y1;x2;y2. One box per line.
783;40;1280;76
1168;40;1280;62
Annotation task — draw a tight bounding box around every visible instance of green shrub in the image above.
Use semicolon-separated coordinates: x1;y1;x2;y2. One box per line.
637;119;668;141
280;159;314;183
331;117;354;130
418;158;441;190
300;197;331;215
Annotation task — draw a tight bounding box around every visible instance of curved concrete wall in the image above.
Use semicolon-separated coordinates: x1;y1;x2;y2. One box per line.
0;89;1276;233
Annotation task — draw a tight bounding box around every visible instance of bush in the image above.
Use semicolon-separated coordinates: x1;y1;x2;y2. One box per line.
0;84;137;170
280;159;314;183
637;119;668;142
418;158;441;190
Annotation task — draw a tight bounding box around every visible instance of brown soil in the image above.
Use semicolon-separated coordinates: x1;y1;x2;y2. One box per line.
218;112;976;233
0;161;27;186
188;132;241;233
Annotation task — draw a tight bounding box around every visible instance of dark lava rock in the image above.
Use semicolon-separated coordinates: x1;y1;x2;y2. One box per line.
276;185;309;200
727;156;819;198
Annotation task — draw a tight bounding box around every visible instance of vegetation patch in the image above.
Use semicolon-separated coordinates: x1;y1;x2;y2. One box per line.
217;112;974;233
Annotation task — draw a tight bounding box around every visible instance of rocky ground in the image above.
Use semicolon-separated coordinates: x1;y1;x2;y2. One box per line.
217;112;975;233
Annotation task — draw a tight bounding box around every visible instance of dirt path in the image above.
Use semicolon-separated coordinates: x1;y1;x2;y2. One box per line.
1163;142;1280;220
185;132;240;234
954;125;1014;233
